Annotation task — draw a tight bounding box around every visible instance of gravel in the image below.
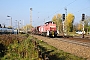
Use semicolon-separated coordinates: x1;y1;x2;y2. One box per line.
32;35;90;60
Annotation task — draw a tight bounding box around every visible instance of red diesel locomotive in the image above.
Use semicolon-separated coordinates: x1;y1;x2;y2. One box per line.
32;21;57;37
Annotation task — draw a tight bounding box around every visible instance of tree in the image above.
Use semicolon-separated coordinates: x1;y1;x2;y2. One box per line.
8;26;12;29
23;24;33;33
74;15;90;34
65;13;75;32
76;21;82;31
84;16;90;33
52;14;62;33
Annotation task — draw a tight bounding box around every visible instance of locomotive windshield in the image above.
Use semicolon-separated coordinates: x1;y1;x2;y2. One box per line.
45;21;55;24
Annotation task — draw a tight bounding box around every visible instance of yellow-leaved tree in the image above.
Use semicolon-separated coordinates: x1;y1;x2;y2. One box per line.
65;13;75;32
23;24;33;33
52;14;62;33
77;21;82;31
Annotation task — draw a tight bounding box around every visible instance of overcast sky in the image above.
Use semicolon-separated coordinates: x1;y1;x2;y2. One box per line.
0;0;90;27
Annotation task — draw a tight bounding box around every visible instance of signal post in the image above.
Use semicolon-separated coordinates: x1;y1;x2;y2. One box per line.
62;14;65;37
82;14;85;38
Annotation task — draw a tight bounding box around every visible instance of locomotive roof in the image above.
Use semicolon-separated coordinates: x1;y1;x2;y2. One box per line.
45;21;54;24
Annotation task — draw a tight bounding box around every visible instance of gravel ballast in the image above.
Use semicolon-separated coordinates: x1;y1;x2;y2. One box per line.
32;35;90;60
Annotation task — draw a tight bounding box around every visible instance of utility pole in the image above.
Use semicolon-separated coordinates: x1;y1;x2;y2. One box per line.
30;8;32;26
15;20;17;29
7;15;12;28
10;16;12;28
17;20;21;34
23;20;24;30
18;21;19;34
15;20;18;34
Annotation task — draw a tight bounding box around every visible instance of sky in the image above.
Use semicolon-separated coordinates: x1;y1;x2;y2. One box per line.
0;0;90;27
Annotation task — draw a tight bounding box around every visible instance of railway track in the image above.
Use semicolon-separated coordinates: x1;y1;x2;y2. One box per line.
32;35;90;47
32;35;90;59
53;38;90;47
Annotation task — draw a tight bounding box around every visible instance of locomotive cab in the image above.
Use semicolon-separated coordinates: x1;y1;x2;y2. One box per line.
45;21;57;37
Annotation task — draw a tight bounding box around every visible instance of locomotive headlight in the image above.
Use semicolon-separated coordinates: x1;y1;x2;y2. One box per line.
52;31;54;35
52;35;54;37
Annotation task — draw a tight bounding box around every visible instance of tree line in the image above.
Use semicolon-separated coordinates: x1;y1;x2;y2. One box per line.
52;13;90;34
22;13;90;34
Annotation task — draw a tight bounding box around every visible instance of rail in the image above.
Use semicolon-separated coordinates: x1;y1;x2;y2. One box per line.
54;38;90;47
